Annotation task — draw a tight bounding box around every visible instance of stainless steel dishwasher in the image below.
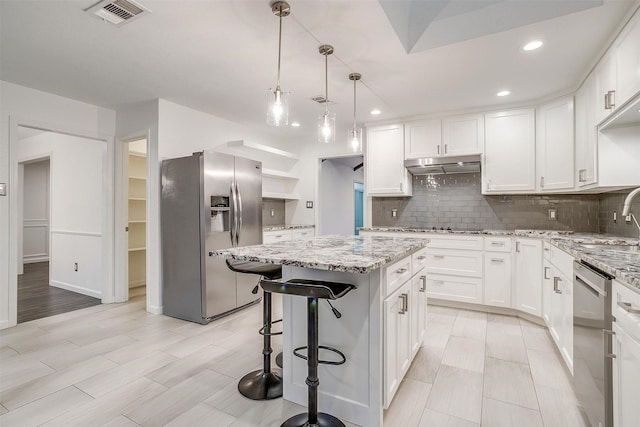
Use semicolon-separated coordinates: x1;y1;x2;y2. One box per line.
573;260;615;427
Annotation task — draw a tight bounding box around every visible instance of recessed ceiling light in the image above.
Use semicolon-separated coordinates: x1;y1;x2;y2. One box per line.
497;90;510;97
523;40;543;51
370;109;381;115
290;122;300;127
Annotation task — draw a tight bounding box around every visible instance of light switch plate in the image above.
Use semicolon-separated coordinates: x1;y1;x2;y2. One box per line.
306;201;313;209
548;208;557;220
0;183;6;196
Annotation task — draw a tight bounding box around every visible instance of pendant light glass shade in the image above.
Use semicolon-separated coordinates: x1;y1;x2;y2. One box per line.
348;72;362;153
318;110;336;144
317;44;335;143
266;1;290;127
267;86;289;126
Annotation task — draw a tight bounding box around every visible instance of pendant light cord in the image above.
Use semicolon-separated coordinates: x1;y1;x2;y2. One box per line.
276;5;283;88
324;52;329;114
353;78;357;128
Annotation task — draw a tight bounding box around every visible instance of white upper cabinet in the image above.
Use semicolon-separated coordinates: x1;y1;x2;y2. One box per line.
595;51;618;124
483;108;536;194
574;75;598;187
442;113;484;156
615;11;640;108
366;124;412;197
404;119;442;159
536;96;575;191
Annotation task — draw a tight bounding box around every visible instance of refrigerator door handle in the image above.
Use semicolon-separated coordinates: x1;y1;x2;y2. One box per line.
230;182;237;247
236;182;243;246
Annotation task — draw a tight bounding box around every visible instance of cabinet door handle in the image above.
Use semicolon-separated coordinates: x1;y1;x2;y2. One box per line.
540;176;545;188
579;169;586;183
396;267;408;274
553;277;562;294
490;258;504;263
400;182;403;192
544;267;551;280
444;143;448;154
617;301;640;315
437;145;441;155
605;90;615;110
398;293;408;314
516;241;520;252
420;275;426;292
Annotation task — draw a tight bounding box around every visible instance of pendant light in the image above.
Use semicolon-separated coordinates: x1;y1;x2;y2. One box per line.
348;72;362;153
317;44;335;143
266;1;290;127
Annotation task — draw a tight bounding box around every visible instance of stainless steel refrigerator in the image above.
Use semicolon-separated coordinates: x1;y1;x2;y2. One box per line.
161;151;263;324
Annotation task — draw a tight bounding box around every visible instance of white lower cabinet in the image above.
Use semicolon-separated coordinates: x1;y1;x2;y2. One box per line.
484;252;512;308
514;238;542;317
383;279;411;408
263;230;292;244
612;280;640;427
383;249;427;409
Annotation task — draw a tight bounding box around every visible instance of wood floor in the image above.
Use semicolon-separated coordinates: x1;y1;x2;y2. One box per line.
17;262;102;324
0;297;587;427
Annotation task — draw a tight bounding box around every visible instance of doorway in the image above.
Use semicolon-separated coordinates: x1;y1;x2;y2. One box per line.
15;127;105;323
318;155;364;235
354;182;364;235
124;138;148;299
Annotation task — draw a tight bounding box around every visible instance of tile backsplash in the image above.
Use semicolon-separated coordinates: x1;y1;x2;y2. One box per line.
262;198;286;226
372;174;639;237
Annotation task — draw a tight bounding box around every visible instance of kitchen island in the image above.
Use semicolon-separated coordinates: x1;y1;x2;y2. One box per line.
212;235;428;427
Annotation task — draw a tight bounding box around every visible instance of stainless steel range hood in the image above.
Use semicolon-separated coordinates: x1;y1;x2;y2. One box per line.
404;154;481;175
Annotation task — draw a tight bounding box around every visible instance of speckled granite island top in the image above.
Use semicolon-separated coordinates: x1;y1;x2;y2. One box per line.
211;235;428;274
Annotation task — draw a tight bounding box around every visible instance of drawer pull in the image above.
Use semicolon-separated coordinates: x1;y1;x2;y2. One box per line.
617;301;640;315
396;268;408;274
490;242;504;246
420;275;426;292
490;258;504;263
275;235;283;238
433;255;445;259
417;255;427;260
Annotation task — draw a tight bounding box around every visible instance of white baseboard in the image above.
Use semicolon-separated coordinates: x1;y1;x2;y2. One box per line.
128;280;146;288
24;256;49;264
0;319;11;330
147;304;163;315
50;280;102;299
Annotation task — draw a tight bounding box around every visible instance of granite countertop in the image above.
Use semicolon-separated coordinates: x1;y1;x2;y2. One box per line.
263;224;315;232
360;227;640;291
211;235;427;274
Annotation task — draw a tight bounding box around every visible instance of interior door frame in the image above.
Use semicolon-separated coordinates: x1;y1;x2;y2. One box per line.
8;116;115;328
114;133;150;304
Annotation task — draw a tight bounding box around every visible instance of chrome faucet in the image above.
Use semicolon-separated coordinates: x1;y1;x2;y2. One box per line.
622;187;640;239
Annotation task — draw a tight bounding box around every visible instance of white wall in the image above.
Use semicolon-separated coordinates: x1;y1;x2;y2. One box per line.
318;158;364;235
23;159;50;264
0;80;116;329
18;132;105;298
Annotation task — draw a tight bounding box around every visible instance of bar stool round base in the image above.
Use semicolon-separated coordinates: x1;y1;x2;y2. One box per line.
237;370;283;400
281;412;345;427
275;351;283;368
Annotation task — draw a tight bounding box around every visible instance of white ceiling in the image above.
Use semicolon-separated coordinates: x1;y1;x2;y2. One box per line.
0;0;636;145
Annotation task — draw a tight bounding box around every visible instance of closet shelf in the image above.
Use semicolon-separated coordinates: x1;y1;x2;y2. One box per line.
262;168;299;180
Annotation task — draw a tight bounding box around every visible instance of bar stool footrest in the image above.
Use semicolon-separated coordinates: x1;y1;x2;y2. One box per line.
258;318;283;336
293;345;346;366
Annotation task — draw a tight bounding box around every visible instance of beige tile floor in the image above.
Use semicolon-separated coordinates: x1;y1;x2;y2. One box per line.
0;297;587;427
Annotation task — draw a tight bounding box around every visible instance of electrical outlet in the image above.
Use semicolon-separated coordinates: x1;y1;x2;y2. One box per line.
391;209;397;218
306;201;313;209
74;262;78;272
613;211;617;222
270;208;275;217
548;208;557;221
625;215;632;223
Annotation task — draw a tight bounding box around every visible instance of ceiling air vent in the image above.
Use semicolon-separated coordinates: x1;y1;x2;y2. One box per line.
85;0;150;26
311;96;335;105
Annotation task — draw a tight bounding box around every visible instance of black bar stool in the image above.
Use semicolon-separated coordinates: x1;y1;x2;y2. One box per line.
225;259;284;400
261;278;355;427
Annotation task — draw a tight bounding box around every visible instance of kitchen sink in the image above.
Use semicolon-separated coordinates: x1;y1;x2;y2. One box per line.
580;244;640;252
